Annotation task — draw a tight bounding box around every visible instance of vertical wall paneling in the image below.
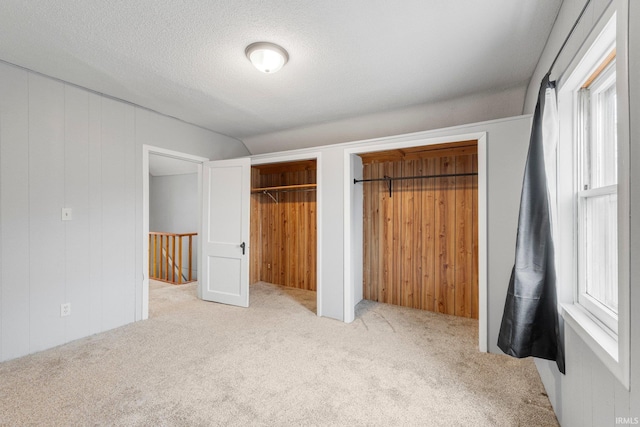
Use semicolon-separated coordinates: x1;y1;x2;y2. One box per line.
124;102;136;323
362;163;371;301
434;158;447;313
471;154;479;318
591;351;616;426
0;71;3;360
0;110;2;360
388;163;403;305
0;61;250;363
421;158;436;312
249;169;261;285
411;160;423;309
455;155;473;317
87;93;103;335
361;143;479;318
578;336;594;426
100;98;125;330
435;157;456;315
100;99;136;330
250;161;317;291
630;0;640;419
64;85;91;342
286;179;298;286
614;379;631;423
381;161;393;305
561;326;583;424
400;160;415;307
28;74;66;353
0;65;30;360
133;109;142;321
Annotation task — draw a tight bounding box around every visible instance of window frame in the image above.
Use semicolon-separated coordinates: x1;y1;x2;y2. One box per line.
576;56;618;335
555;1;629;389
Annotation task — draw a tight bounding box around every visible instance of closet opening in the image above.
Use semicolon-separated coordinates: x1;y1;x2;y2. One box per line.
250;159;318;314
357;140;479;319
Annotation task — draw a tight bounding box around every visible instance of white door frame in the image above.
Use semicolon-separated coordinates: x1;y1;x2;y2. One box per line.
141;144;209;320
251;152;323;316
343;132;489;352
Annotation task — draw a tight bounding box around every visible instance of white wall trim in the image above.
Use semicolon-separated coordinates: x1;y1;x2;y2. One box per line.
141;145;208;320
477;134;488;352
250;152;324;317
343;132;489;352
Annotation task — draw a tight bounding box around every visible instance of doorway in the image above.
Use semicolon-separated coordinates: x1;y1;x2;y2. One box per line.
250;154;323;315
142;145;208;320
357;140;478;317
250;159;318;313
344;133;488;351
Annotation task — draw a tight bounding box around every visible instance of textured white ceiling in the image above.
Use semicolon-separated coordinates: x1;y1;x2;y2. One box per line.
0;0;561;151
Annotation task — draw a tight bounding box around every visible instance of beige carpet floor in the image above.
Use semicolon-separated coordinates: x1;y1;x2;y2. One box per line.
0;280;558;426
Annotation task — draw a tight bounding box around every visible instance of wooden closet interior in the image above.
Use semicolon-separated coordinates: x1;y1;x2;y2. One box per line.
249;160;317;292
358;140;479;319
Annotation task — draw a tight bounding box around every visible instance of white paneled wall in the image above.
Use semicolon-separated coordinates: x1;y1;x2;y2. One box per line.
28;74;66;353
64;85;91;343
88;93;104;336
0;61;249;362
0;64;30;360
631;0;640;422
100;97;136;332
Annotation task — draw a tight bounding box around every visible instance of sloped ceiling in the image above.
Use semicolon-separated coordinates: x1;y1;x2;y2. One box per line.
0;1;562;154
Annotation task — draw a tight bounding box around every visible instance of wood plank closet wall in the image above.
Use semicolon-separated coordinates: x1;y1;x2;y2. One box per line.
361;141;479;319
250;161;317;291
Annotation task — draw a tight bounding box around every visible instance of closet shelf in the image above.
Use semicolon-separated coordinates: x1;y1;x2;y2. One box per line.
251;183;317;193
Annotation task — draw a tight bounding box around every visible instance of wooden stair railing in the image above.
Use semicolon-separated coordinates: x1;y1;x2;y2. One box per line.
149;232;197;284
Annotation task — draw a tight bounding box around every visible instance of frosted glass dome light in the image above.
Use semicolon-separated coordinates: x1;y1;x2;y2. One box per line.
245;42;289;73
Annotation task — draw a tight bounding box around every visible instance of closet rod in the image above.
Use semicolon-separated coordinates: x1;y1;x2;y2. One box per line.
354;172;478;197
354;172;477;184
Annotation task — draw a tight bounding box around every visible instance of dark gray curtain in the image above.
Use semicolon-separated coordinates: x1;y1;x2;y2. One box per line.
497;73;565;374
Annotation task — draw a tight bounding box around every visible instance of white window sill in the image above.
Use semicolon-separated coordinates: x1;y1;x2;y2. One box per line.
562;303;617;361
561;303;627;388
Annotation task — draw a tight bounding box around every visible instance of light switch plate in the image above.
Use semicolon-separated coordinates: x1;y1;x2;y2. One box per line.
61;208;73;221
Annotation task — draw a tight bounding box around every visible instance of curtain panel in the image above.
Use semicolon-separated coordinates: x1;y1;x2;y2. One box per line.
497;73;565;374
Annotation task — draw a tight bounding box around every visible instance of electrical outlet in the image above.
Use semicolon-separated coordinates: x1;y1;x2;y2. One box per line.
60;303;71;317
267;263;271;269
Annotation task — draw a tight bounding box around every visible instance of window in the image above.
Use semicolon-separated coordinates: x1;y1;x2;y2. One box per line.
576;51;618;334
557;3;629;388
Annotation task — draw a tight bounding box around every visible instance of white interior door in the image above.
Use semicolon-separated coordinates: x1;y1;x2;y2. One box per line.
201;157;250;307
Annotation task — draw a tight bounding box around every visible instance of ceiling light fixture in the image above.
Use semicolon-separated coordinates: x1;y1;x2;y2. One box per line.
245;42;289;74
